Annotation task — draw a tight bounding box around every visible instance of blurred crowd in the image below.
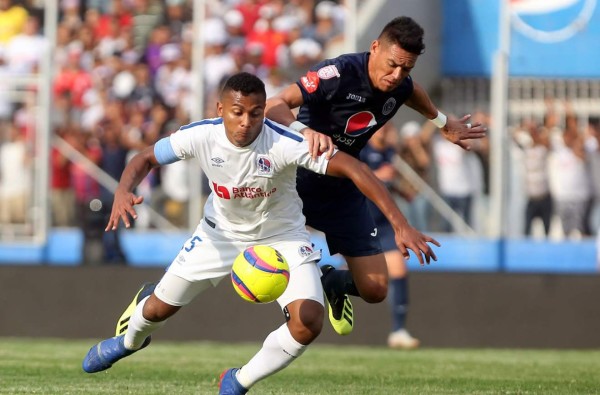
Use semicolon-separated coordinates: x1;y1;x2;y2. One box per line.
385;104;600;240
512;104;600;239
367;112;492;237
0;0;598;257
0;0;347;240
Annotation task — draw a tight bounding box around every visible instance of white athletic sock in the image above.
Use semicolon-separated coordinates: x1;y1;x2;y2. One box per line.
123;296;166;350
236;323;306;389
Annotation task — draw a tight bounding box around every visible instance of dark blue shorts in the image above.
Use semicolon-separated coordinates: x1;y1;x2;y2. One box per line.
367;201;397;252
296;168;383;257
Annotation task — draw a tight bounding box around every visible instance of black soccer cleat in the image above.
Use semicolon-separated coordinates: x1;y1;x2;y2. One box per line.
321;265;353;335
115;282;156;336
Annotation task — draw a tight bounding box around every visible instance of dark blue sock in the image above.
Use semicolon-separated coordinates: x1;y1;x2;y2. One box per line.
389;277;408;332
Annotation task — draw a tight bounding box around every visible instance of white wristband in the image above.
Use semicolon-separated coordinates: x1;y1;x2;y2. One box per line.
430;111;447;128
289;120;308;133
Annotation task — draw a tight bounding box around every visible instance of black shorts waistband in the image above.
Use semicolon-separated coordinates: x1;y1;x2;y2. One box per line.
204;217;216;228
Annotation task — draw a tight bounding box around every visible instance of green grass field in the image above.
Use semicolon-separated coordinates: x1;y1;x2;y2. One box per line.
1;338;600;395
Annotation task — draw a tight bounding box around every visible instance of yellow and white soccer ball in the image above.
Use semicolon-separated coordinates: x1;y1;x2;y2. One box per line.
231;245;290;304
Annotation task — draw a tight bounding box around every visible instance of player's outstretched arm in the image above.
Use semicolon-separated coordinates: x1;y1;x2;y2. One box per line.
405;81;487;150
326;151;440;265
106;145;160;231
266;84;335;159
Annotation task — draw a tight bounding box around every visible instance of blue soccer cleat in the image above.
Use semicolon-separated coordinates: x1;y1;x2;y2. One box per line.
219;368;248;395
82;334;151;373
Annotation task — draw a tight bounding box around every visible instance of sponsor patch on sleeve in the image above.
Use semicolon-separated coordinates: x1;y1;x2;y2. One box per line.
300;71;319;93
317;65;340;80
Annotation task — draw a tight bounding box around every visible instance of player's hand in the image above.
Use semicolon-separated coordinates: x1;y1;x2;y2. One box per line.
105;190;144;231
394;226;440;266
302;128;335;160
441;114;487;150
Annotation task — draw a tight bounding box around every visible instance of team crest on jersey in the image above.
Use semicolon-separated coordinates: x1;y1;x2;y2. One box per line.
317;65;340;80
300;71;319;93
298;244;314;257
257;156;273;176
382;97;396;115
345;111;377;137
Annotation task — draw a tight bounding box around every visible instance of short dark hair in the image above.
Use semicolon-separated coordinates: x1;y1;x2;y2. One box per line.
379;16;425;55
221;72;266;99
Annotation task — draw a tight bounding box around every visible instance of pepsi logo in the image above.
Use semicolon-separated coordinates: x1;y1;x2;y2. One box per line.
345;111;377;137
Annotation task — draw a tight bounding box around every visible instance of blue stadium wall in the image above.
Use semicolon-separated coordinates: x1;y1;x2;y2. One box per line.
0;231;598;347
0;229;596;274
1;263;600;348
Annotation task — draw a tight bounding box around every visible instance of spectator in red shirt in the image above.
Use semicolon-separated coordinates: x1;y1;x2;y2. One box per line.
246;3;287;68
53;50;93;120
51;127;75;227
95;0;133;39
235;0;265;35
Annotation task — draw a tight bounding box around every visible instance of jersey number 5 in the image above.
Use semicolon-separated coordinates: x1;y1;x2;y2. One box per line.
184;236;202;252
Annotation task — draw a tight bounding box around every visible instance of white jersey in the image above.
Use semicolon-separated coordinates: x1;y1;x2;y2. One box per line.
165;118;331;242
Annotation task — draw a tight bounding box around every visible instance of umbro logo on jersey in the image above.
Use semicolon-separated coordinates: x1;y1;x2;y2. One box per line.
346;93;366;103
211;157;225;167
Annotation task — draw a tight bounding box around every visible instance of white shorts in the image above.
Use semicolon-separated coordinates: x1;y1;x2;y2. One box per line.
155;221;325;309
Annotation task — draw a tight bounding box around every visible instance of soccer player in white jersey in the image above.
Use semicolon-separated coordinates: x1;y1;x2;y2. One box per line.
81;72;439;394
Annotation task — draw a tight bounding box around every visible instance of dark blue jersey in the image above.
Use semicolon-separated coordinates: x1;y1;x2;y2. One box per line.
295;52;413;257
295;52;414;158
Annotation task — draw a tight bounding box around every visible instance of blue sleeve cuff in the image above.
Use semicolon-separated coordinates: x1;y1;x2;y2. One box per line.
154;137;180;165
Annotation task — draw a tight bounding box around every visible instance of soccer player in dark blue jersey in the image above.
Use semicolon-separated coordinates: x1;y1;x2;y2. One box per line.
265;16;486;335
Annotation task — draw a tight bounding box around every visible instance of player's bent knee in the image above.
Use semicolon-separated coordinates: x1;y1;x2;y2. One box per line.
287;300;324;344
288;316;323;344
359;282;388;304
